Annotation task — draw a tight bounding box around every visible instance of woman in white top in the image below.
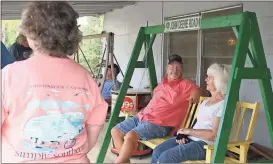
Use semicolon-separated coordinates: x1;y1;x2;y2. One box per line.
151;63;231;163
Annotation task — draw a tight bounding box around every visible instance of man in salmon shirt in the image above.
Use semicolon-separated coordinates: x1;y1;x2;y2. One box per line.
111;54;201;163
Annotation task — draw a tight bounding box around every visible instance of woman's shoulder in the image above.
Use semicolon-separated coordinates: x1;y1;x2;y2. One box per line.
200;98;225;107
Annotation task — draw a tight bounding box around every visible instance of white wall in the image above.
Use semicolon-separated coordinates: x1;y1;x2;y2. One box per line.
104;2;163;88
104;2;273;148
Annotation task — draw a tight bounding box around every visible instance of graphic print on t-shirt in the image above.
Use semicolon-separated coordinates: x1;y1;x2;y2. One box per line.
17;84;92;159
22;109;84;154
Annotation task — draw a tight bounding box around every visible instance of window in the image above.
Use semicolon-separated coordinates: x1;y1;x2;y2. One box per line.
200;6;242;88
164;14;200;83
163;5;243;91
170;30;198;82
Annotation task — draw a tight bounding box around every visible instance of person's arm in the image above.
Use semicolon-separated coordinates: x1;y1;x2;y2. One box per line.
2;99;8;125
1;42;15;69
177;116;221;141
2;112;8;126
1;67;9;125
86;124;104;150
188;87;201;104
85;79;108;151
86;95;108;150
8;44;19;61
105;98;112;105
182;80;201;104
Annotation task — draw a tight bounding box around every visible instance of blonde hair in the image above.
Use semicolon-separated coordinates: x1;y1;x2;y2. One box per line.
207;63;231;95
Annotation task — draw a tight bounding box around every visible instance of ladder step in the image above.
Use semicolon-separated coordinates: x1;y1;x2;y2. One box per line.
201;13;243;30
234;68;272;80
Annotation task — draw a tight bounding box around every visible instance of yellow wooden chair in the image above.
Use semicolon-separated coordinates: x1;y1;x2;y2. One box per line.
184;101;260;163
139;97;209;149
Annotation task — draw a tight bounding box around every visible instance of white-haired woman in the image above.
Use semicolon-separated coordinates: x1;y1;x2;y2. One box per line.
151;63;231;163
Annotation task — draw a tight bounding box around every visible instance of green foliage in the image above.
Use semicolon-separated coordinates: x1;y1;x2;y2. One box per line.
1;16;104;75
77;16;104;75
1;20;21;47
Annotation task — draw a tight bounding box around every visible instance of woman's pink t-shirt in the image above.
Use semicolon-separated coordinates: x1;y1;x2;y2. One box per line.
1;54;108;163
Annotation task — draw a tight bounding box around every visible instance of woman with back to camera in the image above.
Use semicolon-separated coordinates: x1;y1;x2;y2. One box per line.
151;63;231;163
1;2;108;163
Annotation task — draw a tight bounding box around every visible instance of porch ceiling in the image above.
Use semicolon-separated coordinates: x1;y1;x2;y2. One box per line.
1;1;136;20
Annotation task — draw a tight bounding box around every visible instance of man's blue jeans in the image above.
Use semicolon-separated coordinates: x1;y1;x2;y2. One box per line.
151;137;207;163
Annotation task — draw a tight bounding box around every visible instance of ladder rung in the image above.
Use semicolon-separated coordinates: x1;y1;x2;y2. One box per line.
201;13;243;30
144;25;165;34
234;68;272;80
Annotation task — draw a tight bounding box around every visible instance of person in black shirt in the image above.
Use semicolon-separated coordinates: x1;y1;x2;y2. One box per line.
8;34;33;61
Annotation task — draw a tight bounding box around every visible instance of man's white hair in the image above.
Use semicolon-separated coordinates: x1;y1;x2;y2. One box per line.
207;63;231;95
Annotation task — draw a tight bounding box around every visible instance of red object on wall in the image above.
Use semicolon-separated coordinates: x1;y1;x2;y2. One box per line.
120;96;139;113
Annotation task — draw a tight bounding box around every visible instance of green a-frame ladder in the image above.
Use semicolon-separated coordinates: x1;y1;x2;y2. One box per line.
96;11;273;163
